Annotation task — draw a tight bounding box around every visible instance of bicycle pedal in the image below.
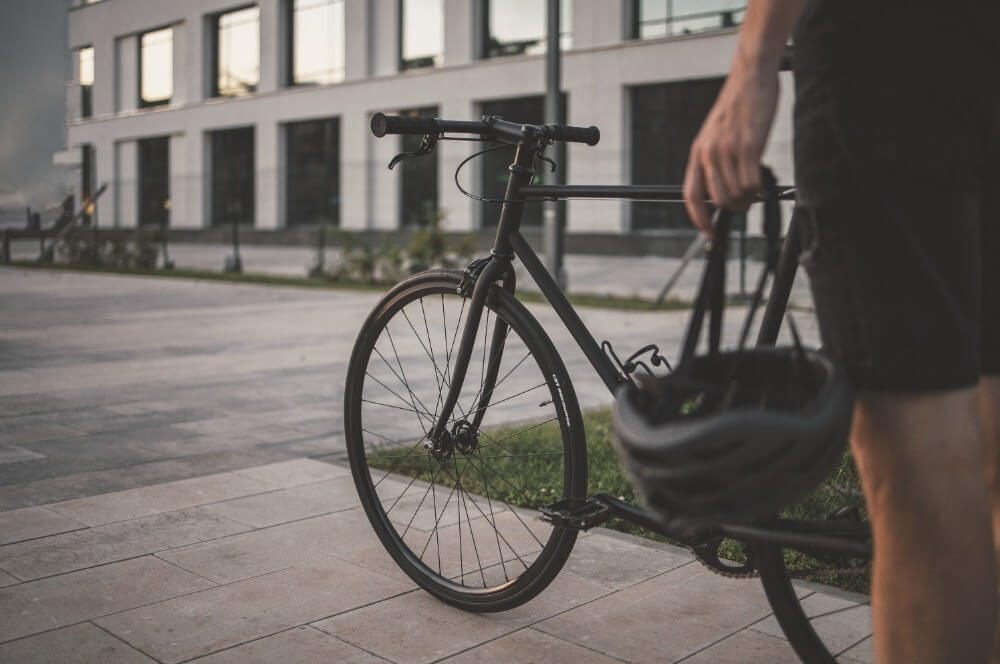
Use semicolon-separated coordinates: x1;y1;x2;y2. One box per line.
540;498;611;530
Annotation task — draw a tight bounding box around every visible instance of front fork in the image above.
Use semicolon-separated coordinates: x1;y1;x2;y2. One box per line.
425;256;514;450
425;135;538;452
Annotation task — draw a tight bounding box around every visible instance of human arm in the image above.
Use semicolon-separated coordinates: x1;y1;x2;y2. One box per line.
682;0;807;234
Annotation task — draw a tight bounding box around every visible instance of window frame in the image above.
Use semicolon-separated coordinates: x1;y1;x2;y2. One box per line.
138;26;173;109
285;116;341;227
630;0;745;41
211;5;261;99
286;0;346;87
78;45;94;119
397;0;444;72
480;0;572;60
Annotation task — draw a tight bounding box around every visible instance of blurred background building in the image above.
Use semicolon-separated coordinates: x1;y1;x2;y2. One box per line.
57;0;792;237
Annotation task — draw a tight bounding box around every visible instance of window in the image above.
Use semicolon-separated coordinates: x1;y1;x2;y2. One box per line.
286;118;340;226
210;127;255;226
631;78;723;230
479;95;563;227
290;0;345;85
485;0;571;58
400;0;443;70
214;7;260;97
79;46;94;118
81;144;95;225
138;137;170;226
398;107;438;226
139;28;173;107
633;0;745;40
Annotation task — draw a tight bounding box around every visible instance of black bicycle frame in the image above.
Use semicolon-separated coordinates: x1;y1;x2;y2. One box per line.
424;131;870;559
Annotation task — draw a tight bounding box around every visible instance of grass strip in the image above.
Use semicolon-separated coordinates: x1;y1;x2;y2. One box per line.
6;260;690;312
368;407;868;594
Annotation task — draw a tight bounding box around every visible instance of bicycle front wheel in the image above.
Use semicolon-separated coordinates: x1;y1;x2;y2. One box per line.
344;270;587;612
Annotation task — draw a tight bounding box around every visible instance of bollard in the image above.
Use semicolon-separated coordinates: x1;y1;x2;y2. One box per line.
1;230;10;264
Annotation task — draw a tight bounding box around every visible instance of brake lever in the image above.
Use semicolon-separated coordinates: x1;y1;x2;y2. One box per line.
388;134;438;170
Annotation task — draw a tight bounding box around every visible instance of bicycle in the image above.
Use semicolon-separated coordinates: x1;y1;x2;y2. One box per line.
344;112;872;663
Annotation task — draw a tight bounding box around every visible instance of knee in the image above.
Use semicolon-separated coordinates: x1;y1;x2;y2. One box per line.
850;388;989;522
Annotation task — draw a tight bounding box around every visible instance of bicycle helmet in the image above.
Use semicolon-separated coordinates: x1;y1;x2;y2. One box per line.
612;170;852;522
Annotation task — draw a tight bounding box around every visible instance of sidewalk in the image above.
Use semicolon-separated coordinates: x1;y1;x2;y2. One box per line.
0;267;861;663
8;239;816;308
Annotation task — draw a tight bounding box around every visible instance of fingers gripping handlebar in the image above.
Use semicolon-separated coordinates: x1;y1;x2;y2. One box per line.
369;112;600;146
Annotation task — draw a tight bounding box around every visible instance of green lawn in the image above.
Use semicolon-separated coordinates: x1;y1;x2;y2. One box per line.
368;407;869;594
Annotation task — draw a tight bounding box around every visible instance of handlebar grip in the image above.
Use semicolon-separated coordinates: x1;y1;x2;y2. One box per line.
544;124;600;146
370;113;438;137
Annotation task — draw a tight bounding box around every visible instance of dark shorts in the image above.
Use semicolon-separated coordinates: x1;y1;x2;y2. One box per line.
792;0;1000;392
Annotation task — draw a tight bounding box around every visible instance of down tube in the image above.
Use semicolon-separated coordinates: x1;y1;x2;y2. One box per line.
508;232;624;393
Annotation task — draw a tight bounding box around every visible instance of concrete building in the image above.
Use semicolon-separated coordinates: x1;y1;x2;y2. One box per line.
60;0;792;237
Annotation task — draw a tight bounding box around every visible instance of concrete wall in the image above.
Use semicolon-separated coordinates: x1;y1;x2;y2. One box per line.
66;1;793;234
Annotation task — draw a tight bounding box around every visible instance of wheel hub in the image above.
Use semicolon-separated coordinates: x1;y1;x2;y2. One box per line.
423;420;479;461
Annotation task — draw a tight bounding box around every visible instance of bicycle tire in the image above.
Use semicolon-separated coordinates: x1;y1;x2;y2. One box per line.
344;269;587;612
755;527;871;661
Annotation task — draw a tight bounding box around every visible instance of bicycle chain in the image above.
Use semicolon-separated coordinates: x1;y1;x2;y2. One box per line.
690;481;872;581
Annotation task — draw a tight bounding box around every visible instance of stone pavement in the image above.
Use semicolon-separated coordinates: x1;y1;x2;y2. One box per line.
7;239;816;308
0;266;867;663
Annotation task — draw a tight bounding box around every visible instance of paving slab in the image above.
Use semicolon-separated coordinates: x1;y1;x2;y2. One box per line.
96;559;412;664
679;628;800;664
0;569;18;587
0;444;46;464
840;634;875;663
0;505;86;546
190;625;389;664
0;448;293;511
562;528;692;590
0;622;157;663
158;509;377;584
313;569;611;664
232;458;350;487
0;507;250;580
0;555;214;643
751;591;872;660
47;470;276;526
202;476;361;528
439;627;622;664
536;562;787;663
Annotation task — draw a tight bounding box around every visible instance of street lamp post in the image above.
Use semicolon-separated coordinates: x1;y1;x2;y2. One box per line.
543;0;567;288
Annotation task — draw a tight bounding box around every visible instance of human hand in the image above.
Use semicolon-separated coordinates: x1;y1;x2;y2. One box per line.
683;59;780;235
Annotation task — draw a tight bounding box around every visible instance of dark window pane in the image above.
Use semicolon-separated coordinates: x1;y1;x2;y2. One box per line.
486;0;571;58
479;95;564;227
138;137;170;226
215;7;259;97
140;28;172;106
400;0;443;70
286;118;340;226
636;0;745;39
631;78;723;230
398;106;438;226
79;47;94;118
291;0;345;85
211;127;255;226
81;144;95;225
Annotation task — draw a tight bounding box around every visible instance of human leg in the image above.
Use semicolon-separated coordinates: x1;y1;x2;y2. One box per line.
850;388;995;664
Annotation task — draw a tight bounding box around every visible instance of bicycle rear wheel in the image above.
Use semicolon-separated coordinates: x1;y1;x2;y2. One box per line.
344;269;587;612
755;465;872;663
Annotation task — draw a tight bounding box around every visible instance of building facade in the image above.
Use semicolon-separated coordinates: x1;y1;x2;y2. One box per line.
62;0;793;235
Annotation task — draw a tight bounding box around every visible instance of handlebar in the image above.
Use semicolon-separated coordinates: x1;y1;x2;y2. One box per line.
370;112;600;146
